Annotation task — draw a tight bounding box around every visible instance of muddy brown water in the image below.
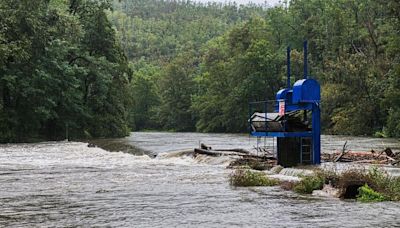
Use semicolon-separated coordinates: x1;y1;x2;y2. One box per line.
1;132;400;227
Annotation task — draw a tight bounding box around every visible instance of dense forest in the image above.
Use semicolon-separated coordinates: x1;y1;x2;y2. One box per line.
0;0;132;142
110;0;400;136
0;0;399;142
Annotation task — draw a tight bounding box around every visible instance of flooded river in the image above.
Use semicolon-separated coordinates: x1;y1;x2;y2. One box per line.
1;132;400;227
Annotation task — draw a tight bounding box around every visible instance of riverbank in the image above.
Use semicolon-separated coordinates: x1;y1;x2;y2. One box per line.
187;143;400;202
228;163;400;202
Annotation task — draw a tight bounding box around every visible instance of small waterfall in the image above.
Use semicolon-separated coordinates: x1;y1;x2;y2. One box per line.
278;168;314;177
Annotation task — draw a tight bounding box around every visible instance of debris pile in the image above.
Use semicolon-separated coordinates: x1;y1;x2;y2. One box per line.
322;141;399;165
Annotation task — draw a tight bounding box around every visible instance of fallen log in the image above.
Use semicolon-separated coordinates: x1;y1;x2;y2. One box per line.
194;148;244;157
216;148;250;154
374;149;385;159
385;155;396;162
194;148;274;160
242;154;276;160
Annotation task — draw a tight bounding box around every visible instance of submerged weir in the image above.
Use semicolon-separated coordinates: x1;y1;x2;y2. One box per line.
1;132;400;227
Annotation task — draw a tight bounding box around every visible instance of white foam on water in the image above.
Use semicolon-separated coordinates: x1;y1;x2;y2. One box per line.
320;162;368;173
268;174;301;182
156;149;238;166
312;184;341;198
278;168;314;177
193;154;238;166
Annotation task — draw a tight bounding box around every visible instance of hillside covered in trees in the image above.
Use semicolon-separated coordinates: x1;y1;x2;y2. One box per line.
0;0;399;142
110;0;400;137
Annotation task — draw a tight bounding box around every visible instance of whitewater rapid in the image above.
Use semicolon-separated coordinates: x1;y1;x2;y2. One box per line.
1;133;400;227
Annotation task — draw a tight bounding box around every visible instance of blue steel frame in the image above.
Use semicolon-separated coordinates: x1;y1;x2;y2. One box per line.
249;100;320;165
248;41;321;165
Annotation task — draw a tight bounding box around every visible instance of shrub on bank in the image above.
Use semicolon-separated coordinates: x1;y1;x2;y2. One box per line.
366;167;400;201
357;184;387;202
229;169;279;187
293;175;325;194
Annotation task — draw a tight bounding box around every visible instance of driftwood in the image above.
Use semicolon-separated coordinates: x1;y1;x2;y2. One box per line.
242;154;276;160
216;148;250;154
194;148;274;160
334;141;348;162
194;148;242;157
374;149;385;159
197;143;399;166
199;144;251;155
328;146;400;165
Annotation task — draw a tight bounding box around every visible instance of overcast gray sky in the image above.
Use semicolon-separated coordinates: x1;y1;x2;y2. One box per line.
195;0;282;6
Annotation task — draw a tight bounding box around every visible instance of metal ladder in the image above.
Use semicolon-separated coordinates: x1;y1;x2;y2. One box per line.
301;138;312;164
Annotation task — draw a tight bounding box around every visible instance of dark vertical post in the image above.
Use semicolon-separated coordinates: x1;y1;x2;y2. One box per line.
312;103;321;164
303;40;308;79
248;102;252;134
303;41;308;121
287;46;291;88
264;101;267;132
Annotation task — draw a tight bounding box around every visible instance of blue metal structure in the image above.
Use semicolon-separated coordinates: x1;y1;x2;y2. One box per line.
249;41;321;167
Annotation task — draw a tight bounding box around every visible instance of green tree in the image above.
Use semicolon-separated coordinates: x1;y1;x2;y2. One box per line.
157;51;198;131
0;0;132;142
130;60;161;130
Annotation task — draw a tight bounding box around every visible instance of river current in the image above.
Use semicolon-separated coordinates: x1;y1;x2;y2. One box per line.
1;132;400;227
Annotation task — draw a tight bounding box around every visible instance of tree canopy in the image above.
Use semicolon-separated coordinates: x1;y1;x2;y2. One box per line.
1;0;399;142
111;0;399;137
0;0;131;142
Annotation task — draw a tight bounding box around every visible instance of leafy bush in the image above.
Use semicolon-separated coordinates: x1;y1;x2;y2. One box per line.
367;167;389;191
367;167;400;201
293;175;325;194
357;184;387;202
229;169;279;187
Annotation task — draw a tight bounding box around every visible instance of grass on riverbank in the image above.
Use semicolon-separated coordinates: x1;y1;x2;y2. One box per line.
229;169;279;187
364;167;400;201
293;175;324;194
